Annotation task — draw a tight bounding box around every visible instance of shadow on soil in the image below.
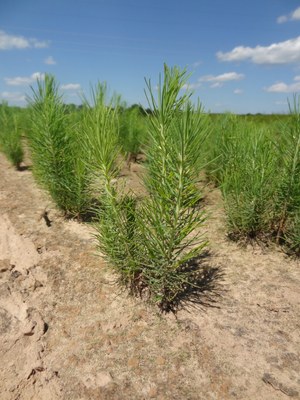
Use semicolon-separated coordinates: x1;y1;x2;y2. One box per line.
17;164;31;172
160;251;225;313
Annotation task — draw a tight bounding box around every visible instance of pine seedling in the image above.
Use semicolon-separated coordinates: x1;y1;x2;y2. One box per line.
27;74;92;217
0;102;24;169
82;83;142;283
221;123;276;240
274;95;300;247
138;64;210;310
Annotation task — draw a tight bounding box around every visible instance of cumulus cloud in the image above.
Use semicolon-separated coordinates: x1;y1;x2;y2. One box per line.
44;56;56;65
217;36;300;64
277;6;300;23
199;72;244;84
200;72;244;88
0;30;48;50
0;91;26;102
293;7;300;20
210;82;222;88
182;82;202;90
234;89;243;94
190;60;203;68
61;83;81;90
265;76;300;93
277;15;288;24
265;82;300;93
4;72;45;86
182;71;244;90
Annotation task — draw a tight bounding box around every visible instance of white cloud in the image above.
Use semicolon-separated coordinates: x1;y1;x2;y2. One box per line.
292;7;300;20
0;91;26;102
0;31;28;50
0;30;48;50
217;36;300;65
182;71;244;90
201;72;244;88
265;76;300;93
44;56;56;65
277;15;288;24
182;82;202;90
210;82;222;88
277;7;300;23
200;72;244;83
190;60;203;68
234;89;243;94
265;82;300;93
4;72;45;86
31;38;48;48
61;83;81;90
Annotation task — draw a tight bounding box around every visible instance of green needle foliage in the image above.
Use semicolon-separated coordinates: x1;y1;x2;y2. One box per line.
96;189;141;286
221;123;276;240
205;113;240;185
90;66;210;310
27;74;92;218
81;83;142;283
285;211;300;255
205;107;300;254
81;83;121;181
139;65;210;310
0;102;24;169
119;105;147;164
274;95;300;250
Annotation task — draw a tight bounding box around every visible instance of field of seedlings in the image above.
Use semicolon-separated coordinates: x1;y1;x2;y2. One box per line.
0;65;299;399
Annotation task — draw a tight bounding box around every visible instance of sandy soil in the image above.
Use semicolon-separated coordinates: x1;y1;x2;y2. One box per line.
0;152;299;400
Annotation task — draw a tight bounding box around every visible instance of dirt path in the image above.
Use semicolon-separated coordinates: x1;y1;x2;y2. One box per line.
0;152;299;399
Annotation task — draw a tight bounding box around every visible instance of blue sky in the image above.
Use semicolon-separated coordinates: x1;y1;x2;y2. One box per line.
1;0;300;113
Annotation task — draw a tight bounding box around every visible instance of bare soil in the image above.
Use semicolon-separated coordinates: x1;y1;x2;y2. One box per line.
0;152;299;400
